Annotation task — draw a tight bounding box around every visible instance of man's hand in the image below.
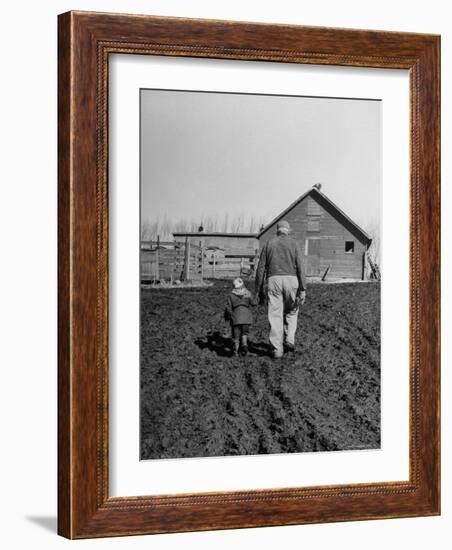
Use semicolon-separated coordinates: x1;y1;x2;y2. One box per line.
297;290;306;307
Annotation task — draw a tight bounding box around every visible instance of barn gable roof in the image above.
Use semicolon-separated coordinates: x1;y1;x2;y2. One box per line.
257;187;372;244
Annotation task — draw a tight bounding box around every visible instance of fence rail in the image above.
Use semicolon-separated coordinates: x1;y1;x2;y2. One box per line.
141;238;259;283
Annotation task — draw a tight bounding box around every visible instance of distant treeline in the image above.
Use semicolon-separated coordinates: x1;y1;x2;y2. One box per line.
141;214;268;241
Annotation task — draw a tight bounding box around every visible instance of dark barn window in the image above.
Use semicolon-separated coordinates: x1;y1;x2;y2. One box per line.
345;241;355;253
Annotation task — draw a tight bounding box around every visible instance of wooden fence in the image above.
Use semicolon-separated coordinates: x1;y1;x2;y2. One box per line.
140;238;259;283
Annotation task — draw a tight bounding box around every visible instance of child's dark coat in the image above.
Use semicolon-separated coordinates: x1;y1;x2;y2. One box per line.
224;289;254;326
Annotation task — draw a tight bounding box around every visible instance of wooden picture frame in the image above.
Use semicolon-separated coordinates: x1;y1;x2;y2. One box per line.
58;11;440;539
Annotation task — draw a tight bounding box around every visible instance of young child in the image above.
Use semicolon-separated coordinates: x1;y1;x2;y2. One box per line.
224;278;255;356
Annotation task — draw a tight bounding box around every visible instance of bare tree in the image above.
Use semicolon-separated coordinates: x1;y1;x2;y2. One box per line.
142;212;269;241
141;219;152;241
203;215;220;232
230;213;245;233
249;215;267;233
364;218;381;267
160;214;172;239
141;218;162;241
221;213;229;232
173;218;188;233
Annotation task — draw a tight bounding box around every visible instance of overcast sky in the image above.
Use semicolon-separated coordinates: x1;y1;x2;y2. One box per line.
141;89;381;232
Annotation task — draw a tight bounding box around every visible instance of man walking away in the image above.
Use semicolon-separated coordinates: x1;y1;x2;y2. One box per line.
255;220;307;359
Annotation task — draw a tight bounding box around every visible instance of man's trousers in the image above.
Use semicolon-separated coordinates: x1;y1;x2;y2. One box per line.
267;275;299;357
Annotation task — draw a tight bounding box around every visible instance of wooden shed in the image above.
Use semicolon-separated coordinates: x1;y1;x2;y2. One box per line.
172;232;259;279
258;185;372;280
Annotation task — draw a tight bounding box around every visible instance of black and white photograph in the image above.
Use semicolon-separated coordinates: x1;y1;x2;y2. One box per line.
2;0;444;545
139;88;381;461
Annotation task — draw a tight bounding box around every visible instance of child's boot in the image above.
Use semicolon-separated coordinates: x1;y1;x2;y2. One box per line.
240;335;248;356
233;339;240;356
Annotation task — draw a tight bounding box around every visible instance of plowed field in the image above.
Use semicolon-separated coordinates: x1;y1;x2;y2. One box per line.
140;280;380;459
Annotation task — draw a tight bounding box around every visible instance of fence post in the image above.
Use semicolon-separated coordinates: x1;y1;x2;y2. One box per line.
253;250;259;277
176;244;182;280
199;241;204;281
173;245;178;282
155;235;160;281
184;236;190;281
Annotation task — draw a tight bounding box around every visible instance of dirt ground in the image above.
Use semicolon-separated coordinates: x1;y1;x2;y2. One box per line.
140;279;380;460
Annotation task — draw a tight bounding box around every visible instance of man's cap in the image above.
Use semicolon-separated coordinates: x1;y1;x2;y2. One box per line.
277;220;290;232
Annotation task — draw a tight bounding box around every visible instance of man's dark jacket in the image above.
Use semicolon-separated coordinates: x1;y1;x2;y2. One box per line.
255;234;307;296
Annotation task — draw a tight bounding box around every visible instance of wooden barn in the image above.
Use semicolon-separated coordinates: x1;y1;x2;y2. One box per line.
258;185;372;280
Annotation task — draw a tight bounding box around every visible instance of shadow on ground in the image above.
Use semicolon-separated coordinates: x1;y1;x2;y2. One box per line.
194;331;272;357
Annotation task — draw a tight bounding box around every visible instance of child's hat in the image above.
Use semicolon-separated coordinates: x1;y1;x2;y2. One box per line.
233;277;244;289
